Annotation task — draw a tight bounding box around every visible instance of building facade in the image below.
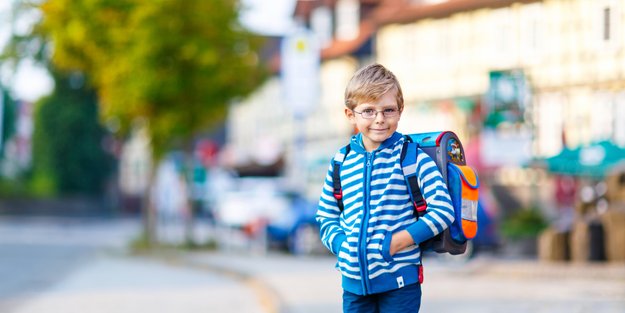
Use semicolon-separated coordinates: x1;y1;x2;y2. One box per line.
226;0;625;199
376;0;625;158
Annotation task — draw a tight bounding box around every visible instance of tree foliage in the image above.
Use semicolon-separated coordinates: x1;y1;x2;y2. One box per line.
1;89;17;158
38;0;267;158
32;72;114;196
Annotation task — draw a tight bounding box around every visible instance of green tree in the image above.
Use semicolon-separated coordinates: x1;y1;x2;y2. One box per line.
31;72;114;196
39;0;266;156
37;0;267;243
0;89;17;158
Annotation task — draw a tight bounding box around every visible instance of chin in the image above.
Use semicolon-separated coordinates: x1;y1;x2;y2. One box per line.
370;134;390;142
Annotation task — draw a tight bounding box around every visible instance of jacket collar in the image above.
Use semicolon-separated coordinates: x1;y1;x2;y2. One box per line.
349;132;403;154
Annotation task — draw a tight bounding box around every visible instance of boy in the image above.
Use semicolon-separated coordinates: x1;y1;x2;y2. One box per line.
316;64;454;312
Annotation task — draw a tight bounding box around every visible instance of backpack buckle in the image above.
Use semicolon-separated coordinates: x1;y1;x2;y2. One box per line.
413;201;427;212
333;190;343;200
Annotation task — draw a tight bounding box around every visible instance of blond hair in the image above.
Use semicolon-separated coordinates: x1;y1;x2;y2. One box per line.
344;64;404;111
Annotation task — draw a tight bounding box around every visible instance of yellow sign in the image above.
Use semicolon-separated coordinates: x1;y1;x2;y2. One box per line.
296;39;306;52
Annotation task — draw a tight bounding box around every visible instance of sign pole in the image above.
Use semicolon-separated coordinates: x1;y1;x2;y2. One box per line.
281;25;320;195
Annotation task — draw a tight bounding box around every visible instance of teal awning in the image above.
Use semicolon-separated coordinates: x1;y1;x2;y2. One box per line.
536;141;625;178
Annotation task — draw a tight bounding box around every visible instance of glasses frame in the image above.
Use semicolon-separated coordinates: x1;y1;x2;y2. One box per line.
352;108;400;120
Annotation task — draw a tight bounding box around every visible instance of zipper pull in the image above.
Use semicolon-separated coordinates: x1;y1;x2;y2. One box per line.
366;153;372;167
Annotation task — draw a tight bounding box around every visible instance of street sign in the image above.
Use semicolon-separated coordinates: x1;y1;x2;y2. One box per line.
281;27;320;118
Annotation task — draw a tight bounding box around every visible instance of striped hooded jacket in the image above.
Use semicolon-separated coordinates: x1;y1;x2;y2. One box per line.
316;132;454;296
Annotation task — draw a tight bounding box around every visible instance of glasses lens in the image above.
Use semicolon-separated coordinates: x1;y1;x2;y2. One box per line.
355;108;398;119
383;109;398;117
363;111;375;119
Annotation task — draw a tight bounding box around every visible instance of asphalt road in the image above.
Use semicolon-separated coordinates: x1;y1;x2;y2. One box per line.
2;216;624;313
0;216;130;306
0;216;266;313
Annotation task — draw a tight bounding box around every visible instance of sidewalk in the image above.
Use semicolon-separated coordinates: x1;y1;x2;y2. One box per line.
422;256;625;313
175;251;341;313
169;251;625;313
2;254;268;313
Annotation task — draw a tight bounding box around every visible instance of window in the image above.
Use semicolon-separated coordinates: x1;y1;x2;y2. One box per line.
520;3;543;63
595;0;620;48
603;7;611;41
335;0;360;41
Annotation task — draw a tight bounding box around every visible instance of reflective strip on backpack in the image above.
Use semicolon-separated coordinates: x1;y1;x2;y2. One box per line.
449;164;479;239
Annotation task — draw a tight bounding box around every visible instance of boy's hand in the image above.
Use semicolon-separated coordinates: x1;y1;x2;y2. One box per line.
390;230;415;256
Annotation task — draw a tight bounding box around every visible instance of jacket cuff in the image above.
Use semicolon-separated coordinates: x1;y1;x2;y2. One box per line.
406;221;436;245
331;233;347;255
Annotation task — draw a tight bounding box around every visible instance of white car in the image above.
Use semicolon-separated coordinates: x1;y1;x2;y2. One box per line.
214;189;291;229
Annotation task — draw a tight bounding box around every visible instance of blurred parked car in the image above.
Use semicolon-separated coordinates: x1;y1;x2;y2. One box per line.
264;191;324;255
213;177;324;255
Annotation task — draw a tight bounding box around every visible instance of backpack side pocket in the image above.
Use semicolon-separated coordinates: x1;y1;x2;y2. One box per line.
448;164;479;242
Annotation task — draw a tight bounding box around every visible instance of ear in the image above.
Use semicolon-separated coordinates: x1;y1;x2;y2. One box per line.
345;108;356;125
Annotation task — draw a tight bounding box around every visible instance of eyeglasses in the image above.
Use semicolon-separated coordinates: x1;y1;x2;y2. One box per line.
352;108;400;119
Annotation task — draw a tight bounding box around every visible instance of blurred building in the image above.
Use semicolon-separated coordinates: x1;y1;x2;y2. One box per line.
373;0;625;213
118;123;151;211
226;2;377;197
0;100;33;178
226;0;625;200
374;0;625;159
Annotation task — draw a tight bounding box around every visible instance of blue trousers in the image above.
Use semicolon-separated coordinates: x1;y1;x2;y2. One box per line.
342;282;422;313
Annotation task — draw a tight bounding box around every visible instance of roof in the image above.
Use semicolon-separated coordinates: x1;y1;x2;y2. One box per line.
294;0;383;20
293;0;541;61
375;0;541;25
321;20;376;59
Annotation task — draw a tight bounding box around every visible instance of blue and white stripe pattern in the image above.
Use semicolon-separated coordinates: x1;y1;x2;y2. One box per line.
316;132;454;295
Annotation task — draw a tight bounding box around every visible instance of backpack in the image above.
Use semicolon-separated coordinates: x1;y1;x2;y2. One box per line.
331;131;479;255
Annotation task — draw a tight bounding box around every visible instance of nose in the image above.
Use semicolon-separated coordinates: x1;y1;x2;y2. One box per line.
374;111;385;122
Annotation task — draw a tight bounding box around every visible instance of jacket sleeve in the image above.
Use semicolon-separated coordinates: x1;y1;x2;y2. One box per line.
405;148;455;244
315;159;347;255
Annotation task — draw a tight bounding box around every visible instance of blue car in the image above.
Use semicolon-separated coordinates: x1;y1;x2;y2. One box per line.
265;192;325;255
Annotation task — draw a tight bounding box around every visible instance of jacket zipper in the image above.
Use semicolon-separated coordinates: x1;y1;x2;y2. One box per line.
359;152;373;294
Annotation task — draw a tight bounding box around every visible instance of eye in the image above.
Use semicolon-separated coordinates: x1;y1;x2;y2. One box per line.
384;108;397;114
362;109;375;114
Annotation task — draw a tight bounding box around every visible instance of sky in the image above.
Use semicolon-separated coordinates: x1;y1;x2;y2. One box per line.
240;0;296;36
0;0;296;102
0;0;55;102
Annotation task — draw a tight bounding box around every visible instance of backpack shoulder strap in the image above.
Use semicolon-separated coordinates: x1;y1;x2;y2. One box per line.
332;144;350;212
401;135;427;217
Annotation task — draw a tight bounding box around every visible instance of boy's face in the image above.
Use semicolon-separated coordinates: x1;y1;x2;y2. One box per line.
345;90;401;152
